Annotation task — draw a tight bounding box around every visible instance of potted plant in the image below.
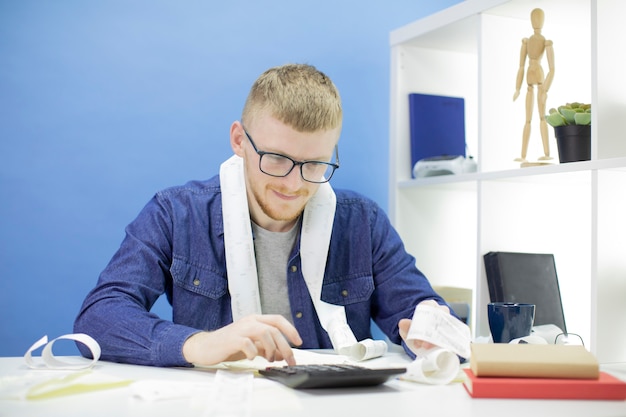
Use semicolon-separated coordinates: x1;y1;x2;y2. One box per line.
545;102;591;163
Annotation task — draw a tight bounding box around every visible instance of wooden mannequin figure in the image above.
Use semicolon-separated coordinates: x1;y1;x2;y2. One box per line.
513;8;555;163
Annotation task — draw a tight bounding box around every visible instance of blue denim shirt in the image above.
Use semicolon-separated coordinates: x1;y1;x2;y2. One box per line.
74;176;445;367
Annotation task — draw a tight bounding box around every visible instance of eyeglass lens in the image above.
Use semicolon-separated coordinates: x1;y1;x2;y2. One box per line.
260;153;335;183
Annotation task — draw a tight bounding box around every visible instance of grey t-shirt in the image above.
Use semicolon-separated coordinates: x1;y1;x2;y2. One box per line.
251;220;299;324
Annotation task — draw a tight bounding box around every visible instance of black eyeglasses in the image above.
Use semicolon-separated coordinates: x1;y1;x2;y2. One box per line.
243;129;339;184
554;333;584;347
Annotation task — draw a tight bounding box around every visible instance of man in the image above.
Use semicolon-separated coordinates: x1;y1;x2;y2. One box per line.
74;63;456;367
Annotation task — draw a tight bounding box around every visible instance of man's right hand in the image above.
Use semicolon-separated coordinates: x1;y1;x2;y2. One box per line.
182;314;303;366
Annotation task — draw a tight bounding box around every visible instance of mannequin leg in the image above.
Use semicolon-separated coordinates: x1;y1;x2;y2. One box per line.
515;86;534;162
537;86;552;160
538;119;551;160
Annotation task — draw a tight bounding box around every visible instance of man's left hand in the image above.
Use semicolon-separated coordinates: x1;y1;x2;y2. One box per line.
398;300;450;353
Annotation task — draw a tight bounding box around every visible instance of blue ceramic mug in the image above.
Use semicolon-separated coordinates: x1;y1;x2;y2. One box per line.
488;302;535;343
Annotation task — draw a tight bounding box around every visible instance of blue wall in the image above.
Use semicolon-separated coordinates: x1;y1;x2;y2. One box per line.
0;0;461;356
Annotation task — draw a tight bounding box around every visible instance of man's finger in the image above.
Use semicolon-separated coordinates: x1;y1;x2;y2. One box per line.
257;315;303;346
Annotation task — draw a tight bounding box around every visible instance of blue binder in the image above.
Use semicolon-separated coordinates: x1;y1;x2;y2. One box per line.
409;93;466;178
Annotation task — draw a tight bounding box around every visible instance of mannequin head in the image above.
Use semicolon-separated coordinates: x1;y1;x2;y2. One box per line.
531;8;544;31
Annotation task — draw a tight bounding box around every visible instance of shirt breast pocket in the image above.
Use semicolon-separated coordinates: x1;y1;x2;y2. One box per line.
321;275;374;306
170;256;227;299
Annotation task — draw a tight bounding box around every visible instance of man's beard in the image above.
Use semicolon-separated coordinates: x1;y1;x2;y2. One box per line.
252;184;309;222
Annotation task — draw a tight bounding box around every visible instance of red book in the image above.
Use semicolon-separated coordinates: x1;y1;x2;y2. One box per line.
463;369;626;400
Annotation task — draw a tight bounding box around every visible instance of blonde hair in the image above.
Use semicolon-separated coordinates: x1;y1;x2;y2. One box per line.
242;63;342;132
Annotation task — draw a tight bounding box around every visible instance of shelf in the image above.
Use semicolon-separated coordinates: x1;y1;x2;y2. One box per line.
398;156;626;189
389;0;626;363
391;0;589;48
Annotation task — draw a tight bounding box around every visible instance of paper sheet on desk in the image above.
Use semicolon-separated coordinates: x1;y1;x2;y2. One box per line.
0;333;132;401
0;370;133;401
201;349;354;371
402;303;471;385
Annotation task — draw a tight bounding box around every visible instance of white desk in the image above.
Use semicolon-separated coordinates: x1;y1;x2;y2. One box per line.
1;354;625;417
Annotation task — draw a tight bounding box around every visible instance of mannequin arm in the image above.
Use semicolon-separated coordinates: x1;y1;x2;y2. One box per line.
513;38;528;100
543;40;555;92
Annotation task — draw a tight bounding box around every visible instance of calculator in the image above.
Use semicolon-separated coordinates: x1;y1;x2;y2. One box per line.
259;364;407;389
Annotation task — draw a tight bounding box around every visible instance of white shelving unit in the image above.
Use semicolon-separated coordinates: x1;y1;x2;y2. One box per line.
389;0;626;363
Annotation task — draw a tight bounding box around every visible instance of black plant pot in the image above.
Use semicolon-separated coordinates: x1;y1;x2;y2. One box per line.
554;124;591;163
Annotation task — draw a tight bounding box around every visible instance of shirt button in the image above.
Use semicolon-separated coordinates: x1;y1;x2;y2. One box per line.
341;290;349;297
290;265;298;273
193;279;200;286
295;312;303;319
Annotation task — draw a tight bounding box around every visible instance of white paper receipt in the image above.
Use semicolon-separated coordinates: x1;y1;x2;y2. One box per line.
407;303;471;358
24;333;101;370
402;303;472;385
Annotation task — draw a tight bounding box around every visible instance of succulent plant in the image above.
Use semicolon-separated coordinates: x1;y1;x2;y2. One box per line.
546;102;591;127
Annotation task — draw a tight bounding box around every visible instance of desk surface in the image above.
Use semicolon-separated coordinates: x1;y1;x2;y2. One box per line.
1;353;625;417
